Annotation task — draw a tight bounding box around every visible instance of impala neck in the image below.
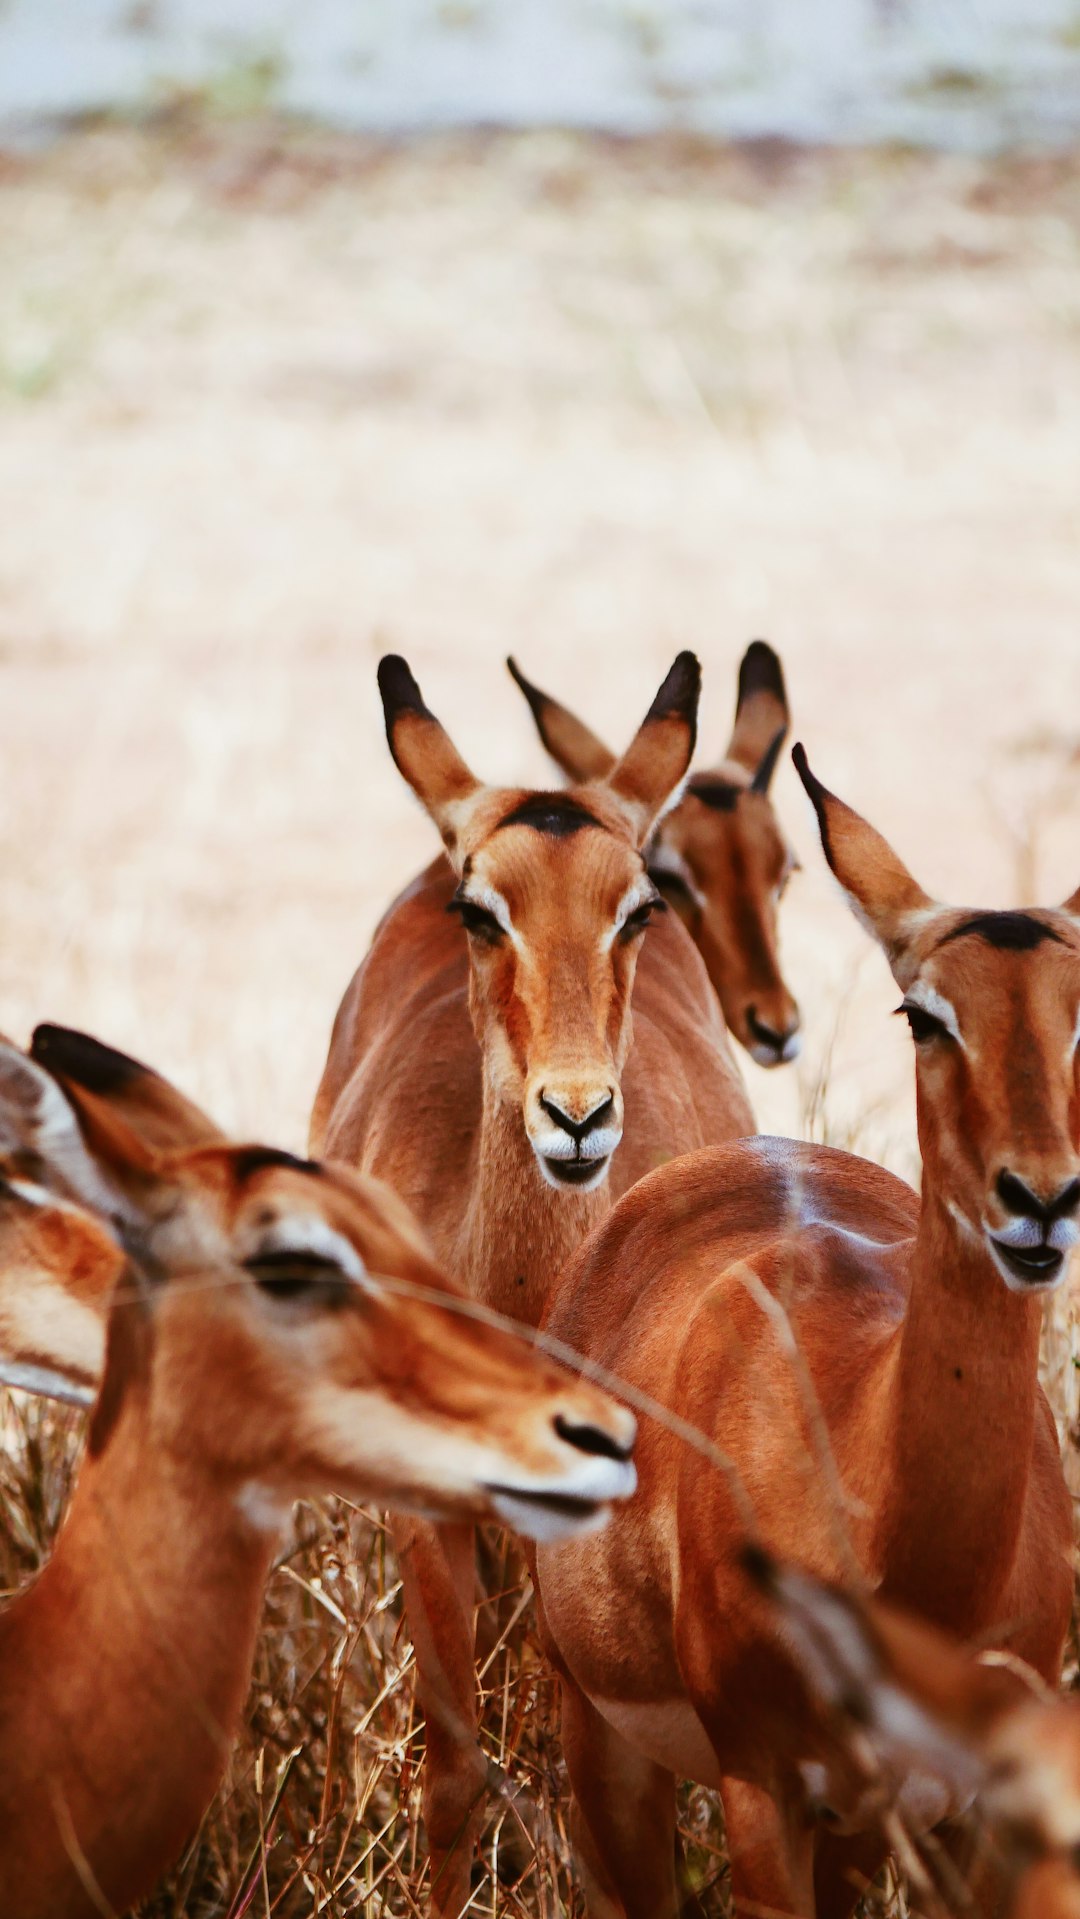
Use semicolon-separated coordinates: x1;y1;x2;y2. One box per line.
0;1347;275;1913
877;1188;1043;1633
459;1074;609;1326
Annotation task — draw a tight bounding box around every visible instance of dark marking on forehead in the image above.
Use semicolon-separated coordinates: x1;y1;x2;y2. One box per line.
31;1023;145;1092
938;911;1065;953
231;1145;323;1181
497;792;602;837
688;776;740;813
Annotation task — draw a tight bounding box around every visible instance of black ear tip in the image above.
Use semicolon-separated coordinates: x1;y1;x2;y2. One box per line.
651;649;701;724
31;1023;143;1092
739;638;787;709
738;1540;778;1593
791;741;815;790
377;654;427;720
506;654;541;705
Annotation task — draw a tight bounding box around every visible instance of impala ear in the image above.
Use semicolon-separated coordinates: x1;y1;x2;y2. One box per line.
25;1029;186;1238
0;1040;125;1216
0;1175;114;1407
378;656;482;867
605;652;701;848
727;642;790;775
792;745;934;972
31;1025;224;1155
740;1544;1028;1747
506;657;616;782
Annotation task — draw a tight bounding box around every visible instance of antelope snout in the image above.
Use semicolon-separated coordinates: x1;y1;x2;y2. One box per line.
485;1396;637;1544
745;1002;802;1068
985;1165;1080;1292
526;1080;623;1192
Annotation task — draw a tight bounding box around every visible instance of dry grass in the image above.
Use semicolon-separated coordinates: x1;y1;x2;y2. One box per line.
2;114;1080;1915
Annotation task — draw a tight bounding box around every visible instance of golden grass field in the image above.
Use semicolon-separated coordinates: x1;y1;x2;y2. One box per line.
2;118;1080;1914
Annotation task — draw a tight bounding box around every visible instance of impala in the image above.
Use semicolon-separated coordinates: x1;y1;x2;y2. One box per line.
0;1025;636;1919
311;651;754;1913
532;746;1076;1918
748;1548;1080;1919
508;639;800;1064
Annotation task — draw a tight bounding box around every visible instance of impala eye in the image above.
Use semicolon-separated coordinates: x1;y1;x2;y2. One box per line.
244;1250;353;1304
898;1001;951;1046
619;896;665;943
448;896;505;944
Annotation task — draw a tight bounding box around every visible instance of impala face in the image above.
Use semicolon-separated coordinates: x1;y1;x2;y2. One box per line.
379;650;701;1196
448;791;662;1191
659;767;800;1065
795;747;1080;1296
136;1149;638;1535
508;641;802;1067
14;1026;638;1537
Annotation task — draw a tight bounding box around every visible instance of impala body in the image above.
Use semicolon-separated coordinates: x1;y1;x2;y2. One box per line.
0;1027;637;1919
311;652;754;1913
533;749;1076;1918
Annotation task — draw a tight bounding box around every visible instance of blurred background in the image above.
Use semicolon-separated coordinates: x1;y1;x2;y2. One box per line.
2;3;1080;1912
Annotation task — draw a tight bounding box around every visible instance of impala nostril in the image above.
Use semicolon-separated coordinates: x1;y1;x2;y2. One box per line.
554;1413;632;1463
540;1092;615;1143
747;1009;786;1050
996;1170;1080;1223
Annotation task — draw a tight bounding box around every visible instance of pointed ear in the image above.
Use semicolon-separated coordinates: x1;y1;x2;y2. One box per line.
25;1029;185;1238
792;745;934;971
506;657;616;781
0;1040;128;1217
377;656;483;866
31;1025;224;1155
0;1175;114;1407
605;652;700;848
727;641;790;774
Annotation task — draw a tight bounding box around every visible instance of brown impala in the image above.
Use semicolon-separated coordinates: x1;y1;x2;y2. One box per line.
531;746;1076;1918
311;651;755;1914
0;1027;636;1919
508;639;800;1064
748;1548;1080;1919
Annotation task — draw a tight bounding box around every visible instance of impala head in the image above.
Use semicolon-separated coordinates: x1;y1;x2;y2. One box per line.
744;1546;1080;1867
795;745;1080;1296
379;652;700;1192
508;642;800;1065
20;1025;636;1538
741;1544;997;1821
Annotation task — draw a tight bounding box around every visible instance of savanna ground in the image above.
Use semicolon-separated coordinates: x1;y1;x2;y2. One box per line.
2;114;1080;1914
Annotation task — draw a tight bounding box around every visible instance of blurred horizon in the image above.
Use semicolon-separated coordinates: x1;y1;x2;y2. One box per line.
4;0;1080;153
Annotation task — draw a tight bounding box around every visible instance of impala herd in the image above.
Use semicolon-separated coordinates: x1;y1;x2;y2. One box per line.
0;645;1077;1919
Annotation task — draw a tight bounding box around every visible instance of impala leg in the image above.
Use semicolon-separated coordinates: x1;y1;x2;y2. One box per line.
559;1674;680;1919
720;1775;815;1919
393;1515;488;1919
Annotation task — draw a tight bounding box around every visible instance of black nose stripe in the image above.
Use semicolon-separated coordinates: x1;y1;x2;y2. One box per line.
540;1093;614;1144
996;1170;1080;1225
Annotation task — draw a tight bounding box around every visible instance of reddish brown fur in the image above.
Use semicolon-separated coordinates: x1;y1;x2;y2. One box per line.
311;656;755;1914
753;1560;1080;1917
0;1035;638;1918
532;756;1078;1919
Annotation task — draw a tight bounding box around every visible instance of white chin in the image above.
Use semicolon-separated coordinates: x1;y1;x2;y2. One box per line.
488;1491;613;1544
747;1035;801;1068
984;1234;1067;1295
533;1152;613;1193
